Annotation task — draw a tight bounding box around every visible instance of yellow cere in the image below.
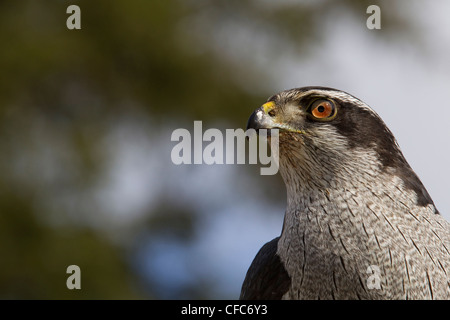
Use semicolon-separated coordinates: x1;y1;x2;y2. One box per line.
262;101;276;114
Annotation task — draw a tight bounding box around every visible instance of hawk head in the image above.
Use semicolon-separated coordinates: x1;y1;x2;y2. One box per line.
247;86;435;210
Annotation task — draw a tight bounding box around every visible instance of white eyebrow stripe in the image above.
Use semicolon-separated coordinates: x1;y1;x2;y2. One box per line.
287;88;377;115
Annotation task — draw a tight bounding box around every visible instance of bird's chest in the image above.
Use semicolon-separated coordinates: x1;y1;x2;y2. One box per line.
277;189;405;299
276;173;449;299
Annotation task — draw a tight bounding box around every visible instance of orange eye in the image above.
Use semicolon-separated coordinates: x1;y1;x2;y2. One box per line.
310;100;336;120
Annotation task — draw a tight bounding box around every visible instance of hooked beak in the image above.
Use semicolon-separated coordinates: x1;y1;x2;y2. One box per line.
246;102;277;133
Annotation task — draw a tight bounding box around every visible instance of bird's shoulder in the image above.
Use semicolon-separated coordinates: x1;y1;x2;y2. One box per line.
239;237;291;300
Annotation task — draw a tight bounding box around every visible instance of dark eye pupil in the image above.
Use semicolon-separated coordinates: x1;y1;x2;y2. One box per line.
317;105;325;113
